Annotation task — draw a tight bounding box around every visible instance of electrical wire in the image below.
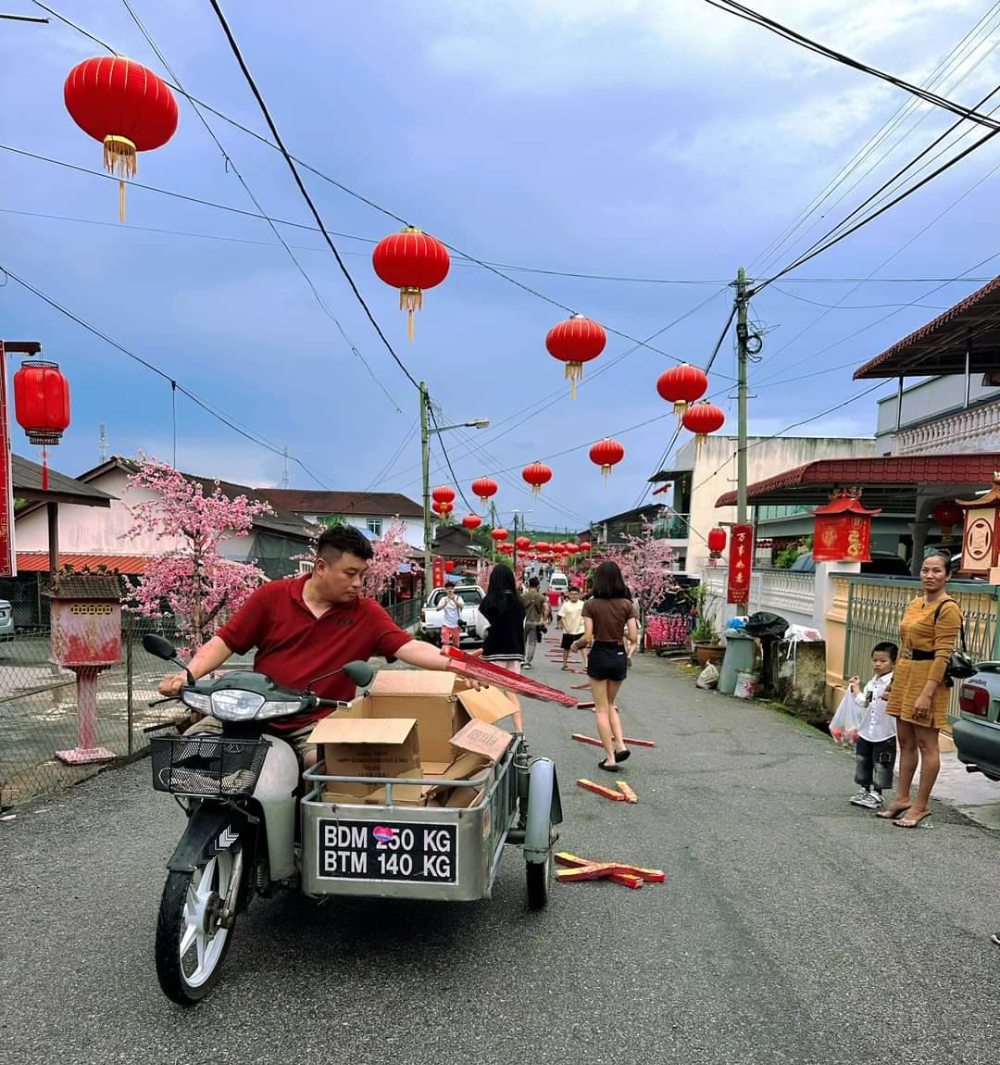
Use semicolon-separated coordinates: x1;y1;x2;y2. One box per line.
769;286;949;311
703;0;1000;130
206;0;420;392
751;4;1000;275
366;418;418;492
427;404;476;513
120;0;404;416
1;264;344;487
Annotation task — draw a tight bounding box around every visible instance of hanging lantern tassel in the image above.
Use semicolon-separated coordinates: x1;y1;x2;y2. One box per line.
400;286;422;341
601;462;611;485
565;360;584;400
103;135;137;223
42;446;49;492
673;400;687;416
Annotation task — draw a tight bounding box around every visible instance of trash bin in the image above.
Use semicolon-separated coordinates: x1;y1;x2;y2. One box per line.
718;630;757;695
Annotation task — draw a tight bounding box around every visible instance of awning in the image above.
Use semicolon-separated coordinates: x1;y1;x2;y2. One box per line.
715;453;1000;510
854;275;1000;379
15;552;155;575
648;467;694;483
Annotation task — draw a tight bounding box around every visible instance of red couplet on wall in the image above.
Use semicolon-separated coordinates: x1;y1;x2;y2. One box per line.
727;523;754;604
432;557;445;589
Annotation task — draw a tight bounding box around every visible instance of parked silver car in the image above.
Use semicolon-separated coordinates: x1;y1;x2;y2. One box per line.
954;664;1000;782
0;599;14;642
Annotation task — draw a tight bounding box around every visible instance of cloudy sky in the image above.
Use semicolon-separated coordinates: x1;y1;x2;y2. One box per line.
3;0;999;533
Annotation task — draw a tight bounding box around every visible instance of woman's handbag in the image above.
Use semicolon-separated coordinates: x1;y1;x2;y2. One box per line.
934;600;977;684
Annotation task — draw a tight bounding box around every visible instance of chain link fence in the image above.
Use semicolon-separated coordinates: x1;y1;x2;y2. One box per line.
0;614;192;809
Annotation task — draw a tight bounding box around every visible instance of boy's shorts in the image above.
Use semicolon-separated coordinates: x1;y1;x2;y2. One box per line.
561;632;579;651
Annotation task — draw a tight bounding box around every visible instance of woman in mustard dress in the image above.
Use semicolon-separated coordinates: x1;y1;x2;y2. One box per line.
877;550;962;828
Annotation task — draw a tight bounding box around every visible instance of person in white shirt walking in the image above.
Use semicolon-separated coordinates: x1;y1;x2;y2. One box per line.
440;585;462;650
557;586;586;670
848;641;898;810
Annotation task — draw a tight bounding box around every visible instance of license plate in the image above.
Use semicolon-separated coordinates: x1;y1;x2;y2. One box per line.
316;818;458;884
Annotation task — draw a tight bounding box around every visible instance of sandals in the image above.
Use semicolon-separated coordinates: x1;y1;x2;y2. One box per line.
615;748;631;763
893;810;933;829
875;803;912;820
598;759;620;773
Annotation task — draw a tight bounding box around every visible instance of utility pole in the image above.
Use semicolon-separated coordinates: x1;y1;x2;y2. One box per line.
281;446;290;489
735;266;750;611
512;510;520;571
419;381;432;587
490;500;498;562
98;424;108;463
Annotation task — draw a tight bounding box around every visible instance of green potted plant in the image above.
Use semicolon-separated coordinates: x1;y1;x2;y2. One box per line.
691;583;724;667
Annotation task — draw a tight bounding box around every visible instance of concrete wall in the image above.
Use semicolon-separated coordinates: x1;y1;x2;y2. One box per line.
681;435;877;572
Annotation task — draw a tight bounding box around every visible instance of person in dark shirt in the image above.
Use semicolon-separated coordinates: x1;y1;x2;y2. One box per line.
478;564;526;732
520;576;550;669
158;524;453;762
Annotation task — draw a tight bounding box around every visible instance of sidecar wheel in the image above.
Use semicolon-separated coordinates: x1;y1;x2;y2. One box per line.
155;847;241;1006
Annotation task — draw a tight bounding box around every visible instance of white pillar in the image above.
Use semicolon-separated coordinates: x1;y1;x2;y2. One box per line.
813;560;861;632
909;520;930;576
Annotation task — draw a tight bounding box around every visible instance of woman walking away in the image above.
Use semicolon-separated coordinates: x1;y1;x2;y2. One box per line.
478;565;527;733
876;549;963;828
572;560;638;772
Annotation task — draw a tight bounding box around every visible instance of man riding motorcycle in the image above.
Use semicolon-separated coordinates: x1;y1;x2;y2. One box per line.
159;523;452;762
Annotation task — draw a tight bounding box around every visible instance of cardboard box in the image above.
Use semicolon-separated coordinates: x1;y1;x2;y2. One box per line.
310;670;516;808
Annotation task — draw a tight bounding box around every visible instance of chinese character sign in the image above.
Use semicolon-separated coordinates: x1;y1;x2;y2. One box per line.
0;343;15;578
727;523;753;604
432;557;445;589
813;514;872;563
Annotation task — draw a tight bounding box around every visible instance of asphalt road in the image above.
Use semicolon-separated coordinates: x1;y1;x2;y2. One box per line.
4;645;1000;1064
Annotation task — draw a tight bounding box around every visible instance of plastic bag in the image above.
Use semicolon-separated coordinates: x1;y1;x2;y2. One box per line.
695;662;719;689
829;691;861;745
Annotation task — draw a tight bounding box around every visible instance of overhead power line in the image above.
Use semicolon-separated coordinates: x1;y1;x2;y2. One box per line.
703;0;1000;130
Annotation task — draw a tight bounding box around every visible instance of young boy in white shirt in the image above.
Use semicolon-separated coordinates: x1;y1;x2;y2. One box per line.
848;641;898;810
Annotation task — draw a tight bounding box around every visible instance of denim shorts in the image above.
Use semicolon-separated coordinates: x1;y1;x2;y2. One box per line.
855;736;896;790
587;642;628;682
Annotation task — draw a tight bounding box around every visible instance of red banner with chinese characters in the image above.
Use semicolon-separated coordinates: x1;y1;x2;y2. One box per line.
813;513;873;562
727;523;753;604
432;557;445;589
0;343;15;578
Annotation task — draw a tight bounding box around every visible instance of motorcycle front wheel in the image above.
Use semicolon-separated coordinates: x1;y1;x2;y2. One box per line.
155;846;242;1006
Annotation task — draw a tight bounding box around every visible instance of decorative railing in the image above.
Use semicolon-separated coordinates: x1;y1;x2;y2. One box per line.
893;402;1000;455
843;577;1000;727
700;567;815;627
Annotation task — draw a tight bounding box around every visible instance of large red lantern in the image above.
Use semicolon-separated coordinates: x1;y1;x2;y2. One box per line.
432;485;456;506
523;462;553;497
444;561;455;573
64;57;179;222
579;541;592;553
515;536;531;550
545;314;607;399
14;360;71;491
812;489;881;563
589;438;625;483
656;364;708;415
462;514;482;531
932;501;963;544
682;401;726;443
708;527;727;559
471;477;498;505
491;528;509;543
432;500;453;517
534;542;549;554
498;543;514;555
372;227;450;340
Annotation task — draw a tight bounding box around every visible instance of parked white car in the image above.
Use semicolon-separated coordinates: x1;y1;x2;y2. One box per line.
420;585;488;644
0;599;14;642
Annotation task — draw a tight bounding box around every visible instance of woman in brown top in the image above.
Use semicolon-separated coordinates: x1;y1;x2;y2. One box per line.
572;561;639;772
876;550;963;828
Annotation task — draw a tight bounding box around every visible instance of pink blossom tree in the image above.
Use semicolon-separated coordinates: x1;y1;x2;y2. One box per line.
122;456;271;653
597;512;676;644
364;518;417;600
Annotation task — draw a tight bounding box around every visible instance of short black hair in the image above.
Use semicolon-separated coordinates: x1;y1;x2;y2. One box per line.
528;577;540;588
315;524;374;562
872;641;898;662
591;560;630;599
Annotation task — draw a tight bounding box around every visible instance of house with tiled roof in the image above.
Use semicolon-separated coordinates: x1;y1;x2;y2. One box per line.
257;489;425;547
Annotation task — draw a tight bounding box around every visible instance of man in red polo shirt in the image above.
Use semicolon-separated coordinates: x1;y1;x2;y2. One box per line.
159;524;452;758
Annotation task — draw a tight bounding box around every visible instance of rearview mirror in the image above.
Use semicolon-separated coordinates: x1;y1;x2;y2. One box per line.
342;660;375;689
143;633;178;661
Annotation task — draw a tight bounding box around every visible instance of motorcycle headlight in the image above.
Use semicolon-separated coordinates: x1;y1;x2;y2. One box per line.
256;699;307;721
182;691;212;713
210;690;266;721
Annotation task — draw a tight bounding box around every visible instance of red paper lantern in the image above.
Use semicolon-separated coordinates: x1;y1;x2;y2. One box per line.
445;561;455;573
708;527;727;558
812;490;882;562
515;536;531;550
546;314;607;399
523;462;553;497
579;541;592;552
462;514;482;531
432;485;456;506
682;401;726;443
589;438;625;483
471;477;498;505
932;501;963;543
491;528;509;543
14;360;71;491
565;544;580;555
534;542;549;553
372;227;450;339
498;543;514;555
656;364;708;415
64;57;179;222
432;501;453;517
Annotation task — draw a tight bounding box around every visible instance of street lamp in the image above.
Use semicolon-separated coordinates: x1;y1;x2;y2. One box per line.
419;381;489;587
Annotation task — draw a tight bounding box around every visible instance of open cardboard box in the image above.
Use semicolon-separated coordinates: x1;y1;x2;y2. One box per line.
310;670;516;807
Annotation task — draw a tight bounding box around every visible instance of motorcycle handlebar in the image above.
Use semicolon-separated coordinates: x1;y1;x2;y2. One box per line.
314;698;350;710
